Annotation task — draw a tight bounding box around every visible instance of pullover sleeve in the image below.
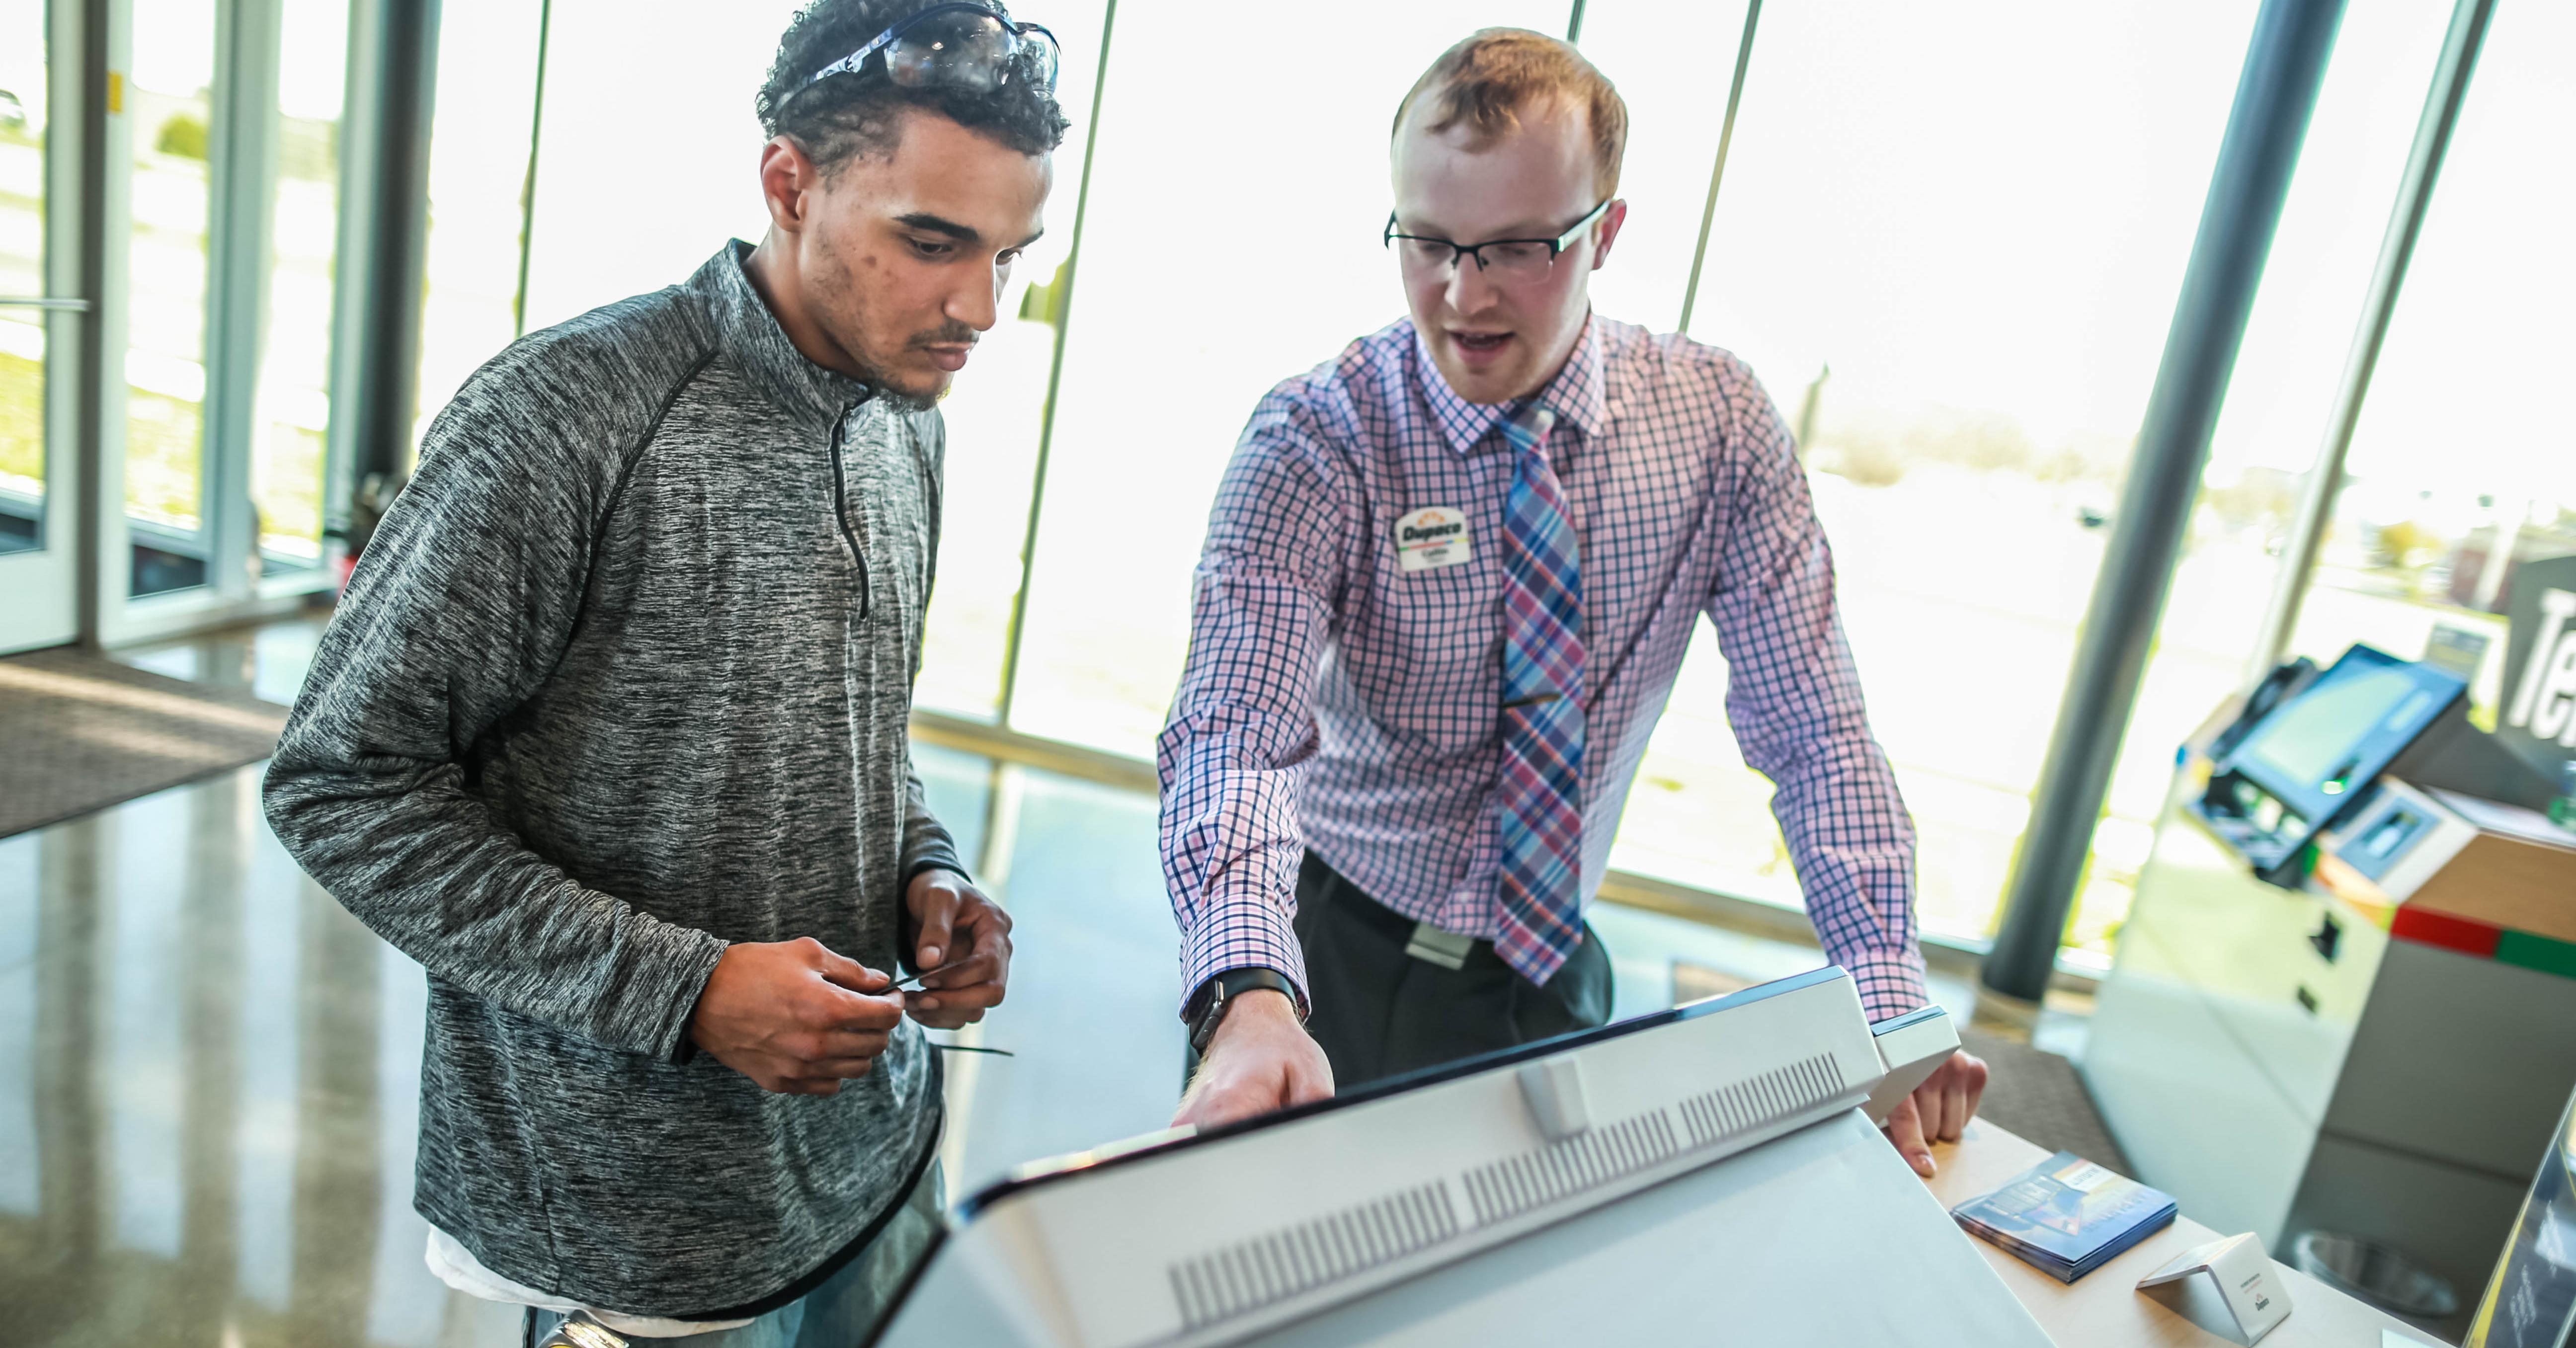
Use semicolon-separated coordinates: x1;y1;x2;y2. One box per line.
1703;361;1930;1021
900;765;965;882
262;364;727;1062
1154;389;1359;1016
895;407;965;886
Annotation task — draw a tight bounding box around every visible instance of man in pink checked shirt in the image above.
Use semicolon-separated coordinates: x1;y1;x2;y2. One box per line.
1154;28;1986;1176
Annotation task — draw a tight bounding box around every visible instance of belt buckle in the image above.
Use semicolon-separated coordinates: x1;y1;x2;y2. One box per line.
536;1313;630;1348
1404;921;1476;971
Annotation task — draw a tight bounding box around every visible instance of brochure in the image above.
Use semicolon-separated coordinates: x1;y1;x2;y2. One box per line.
1951;1151;2179;1283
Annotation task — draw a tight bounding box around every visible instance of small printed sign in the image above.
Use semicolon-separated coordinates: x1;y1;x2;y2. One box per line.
2137;1232;2293;1345
1395;507;1473;573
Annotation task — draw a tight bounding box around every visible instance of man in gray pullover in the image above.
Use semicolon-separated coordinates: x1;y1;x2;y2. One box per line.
262;1;1066;1339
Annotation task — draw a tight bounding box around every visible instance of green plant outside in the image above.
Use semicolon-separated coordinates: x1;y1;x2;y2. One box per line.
155;113;209;160
0;350;41;485
124;390;204;527
256;422;327;552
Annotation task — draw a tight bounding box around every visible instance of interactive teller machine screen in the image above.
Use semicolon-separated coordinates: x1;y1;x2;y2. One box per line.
2198;644;2467;883
2240;665;2443;798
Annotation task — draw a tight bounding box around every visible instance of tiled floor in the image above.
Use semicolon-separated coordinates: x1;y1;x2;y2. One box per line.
3;617;1995;1345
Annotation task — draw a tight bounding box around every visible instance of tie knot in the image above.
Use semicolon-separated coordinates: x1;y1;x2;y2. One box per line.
1504;403;1558;459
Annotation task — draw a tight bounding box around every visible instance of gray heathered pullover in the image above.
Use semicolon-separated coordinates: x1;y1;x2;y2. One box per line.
264;242;960;1320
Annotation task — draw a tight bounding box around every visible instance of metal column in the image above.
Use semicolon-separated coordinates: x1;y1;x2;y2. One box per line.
1982;0;2347;1001
2244;0;2496;683
338;0;440;503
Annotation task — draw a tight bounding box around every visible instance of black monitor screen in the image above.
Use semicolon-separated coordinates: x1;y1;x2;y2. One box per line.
2224;644;2463;831
2467;1087;2576;1347
2241;665;2434;789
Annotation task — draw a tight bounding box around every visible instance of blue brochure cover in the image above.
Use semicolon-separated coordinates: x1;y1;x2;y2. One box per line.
1951;1151;2178;1281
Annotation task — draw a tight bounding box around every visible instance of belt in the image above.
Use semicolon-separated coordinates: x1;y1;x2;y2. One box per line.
1324;872;1492;972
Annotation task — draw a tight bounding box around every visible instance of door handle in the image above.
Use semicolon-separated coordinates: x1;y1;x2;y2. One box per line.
0;297;91;312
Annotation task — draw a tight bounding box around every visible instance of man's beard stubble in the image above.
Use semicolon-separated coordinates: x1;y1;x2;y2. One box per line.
808;239;975;414
823;317;980;414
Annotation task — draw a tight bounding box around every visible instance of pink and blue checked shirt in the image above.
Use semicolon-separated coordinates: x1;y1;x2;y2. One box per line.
1155;315;1931;1022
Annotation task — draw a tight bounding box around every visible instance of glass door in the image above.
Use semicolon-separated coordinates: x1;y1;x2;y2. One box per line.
94;0;353;637
118;0;220;598
0;0;83;654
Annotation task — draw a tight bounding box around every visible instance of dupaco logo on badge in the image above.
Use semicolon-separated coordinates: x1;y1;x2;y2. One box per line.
1395;506;1473;574
2499;555;2576;773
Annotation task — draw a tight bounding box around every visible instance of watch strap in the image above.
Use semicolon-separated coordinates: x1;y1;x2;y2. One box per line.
1188;967;1300;1054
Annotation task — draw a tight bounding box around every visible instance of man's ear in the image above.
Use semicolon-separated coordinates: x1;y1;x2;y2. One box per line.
1590;198;1630;272
760;136;817;236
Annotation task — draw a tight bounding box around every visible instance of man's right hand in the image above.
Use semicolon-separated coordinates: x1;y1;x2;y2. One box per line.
1172;989;1334;1130
688;938;903;1096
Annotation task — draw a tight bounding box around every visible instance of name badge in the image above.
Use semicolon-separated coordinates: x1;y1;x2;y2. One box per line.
1395;506;1472;573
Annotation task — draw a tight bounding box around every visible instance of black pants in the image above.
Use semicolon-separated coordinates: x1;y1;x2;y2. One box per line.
1292;852;1613;1089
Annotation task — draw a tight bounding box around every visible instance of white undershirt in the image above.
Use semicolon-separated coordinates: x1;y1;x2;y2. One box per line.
426;1226;756;1338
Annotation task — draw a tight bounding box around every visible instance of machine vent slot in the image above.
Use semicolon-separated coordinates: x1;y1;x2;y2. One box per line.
1459;1109;1681;1227
1676;1052;1847;1149
1167;1181;1460;1332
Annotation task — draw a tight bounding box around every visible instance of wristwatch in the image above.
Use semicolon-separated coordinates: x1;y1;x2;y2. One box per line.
1186;967;1302;1055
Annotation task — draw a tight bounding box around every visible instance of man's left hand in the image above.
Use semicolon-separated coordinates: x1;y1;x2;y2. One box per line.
1882;1049;1988;1178
901;869;1013;1031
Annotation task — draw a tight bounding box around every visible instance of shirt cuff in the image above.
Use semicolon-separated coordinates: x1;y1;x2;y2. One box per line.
1177;885;1309;1021
1842;948;1932;1023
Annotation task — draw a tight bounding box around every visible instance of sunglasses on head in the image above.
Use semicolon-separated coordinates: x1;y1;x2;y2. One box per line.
798;2;1061;98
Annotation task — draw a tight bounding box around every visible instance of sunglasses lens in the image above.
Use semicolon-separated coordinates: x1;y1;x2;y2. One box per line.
886;11;1015;91
1019;28;1060;89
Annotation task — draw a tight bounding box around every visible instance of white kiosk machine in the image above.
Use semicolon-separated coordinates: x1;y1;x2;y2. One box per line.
871;969;2052;1348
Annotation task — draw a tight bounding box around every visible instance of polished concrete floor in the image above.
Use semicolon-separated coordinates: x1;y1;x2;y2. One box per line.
2;616;1983;1346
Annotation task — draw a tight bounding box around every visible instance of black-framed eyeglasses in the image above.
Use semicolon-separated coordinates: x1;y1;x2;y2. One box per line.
798;2;1061;98
1383;199;1613;282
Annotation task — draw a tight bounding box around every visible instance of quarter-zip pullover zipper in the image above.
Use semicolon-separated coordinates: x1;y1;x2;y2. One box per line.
827;396;874;621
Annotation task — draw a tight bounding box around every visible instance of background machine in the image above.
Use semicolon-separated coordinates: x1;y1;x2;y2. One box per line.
869;968;2042;1348
2463;1075;2576;1347
2087;642;2576;1335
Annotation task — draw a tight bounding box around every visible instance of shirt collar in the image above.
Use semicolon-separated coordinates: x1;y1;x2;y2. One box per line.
1411;314;1610;457
691;240;878;428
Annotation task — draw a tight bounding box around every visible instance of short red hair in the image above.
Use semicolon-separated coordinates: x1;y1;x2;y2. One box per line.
1393;28;1629;199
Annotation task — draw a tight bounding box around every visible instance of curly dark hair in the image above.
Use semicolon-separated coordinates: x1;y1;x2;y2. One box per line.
756;0;1070;173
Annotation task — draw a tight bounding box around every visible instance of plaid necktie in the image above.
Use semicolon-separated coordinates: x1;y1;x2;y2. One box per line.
1496;402;1586;986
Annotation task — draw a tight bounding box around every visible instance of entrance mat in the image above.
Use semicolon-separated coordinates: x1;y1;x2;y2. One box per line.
1959;1028;2136;1178
0;647;289;838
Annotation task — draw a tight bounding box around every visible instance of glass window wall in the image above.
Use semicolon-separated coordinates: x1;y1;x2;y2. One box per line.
124;0;221;595
2270;0;2575;730
1569;0;1750;334
515;0;801;334
512;0;1113;723
0;0;48;556
367;0;2549;970
2070;0;2465;956
1620;0;2253;942
1007;0;1564;755
912;0;1108;720
411;0;549;454
1636;0;2460;953
249;0;350;570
